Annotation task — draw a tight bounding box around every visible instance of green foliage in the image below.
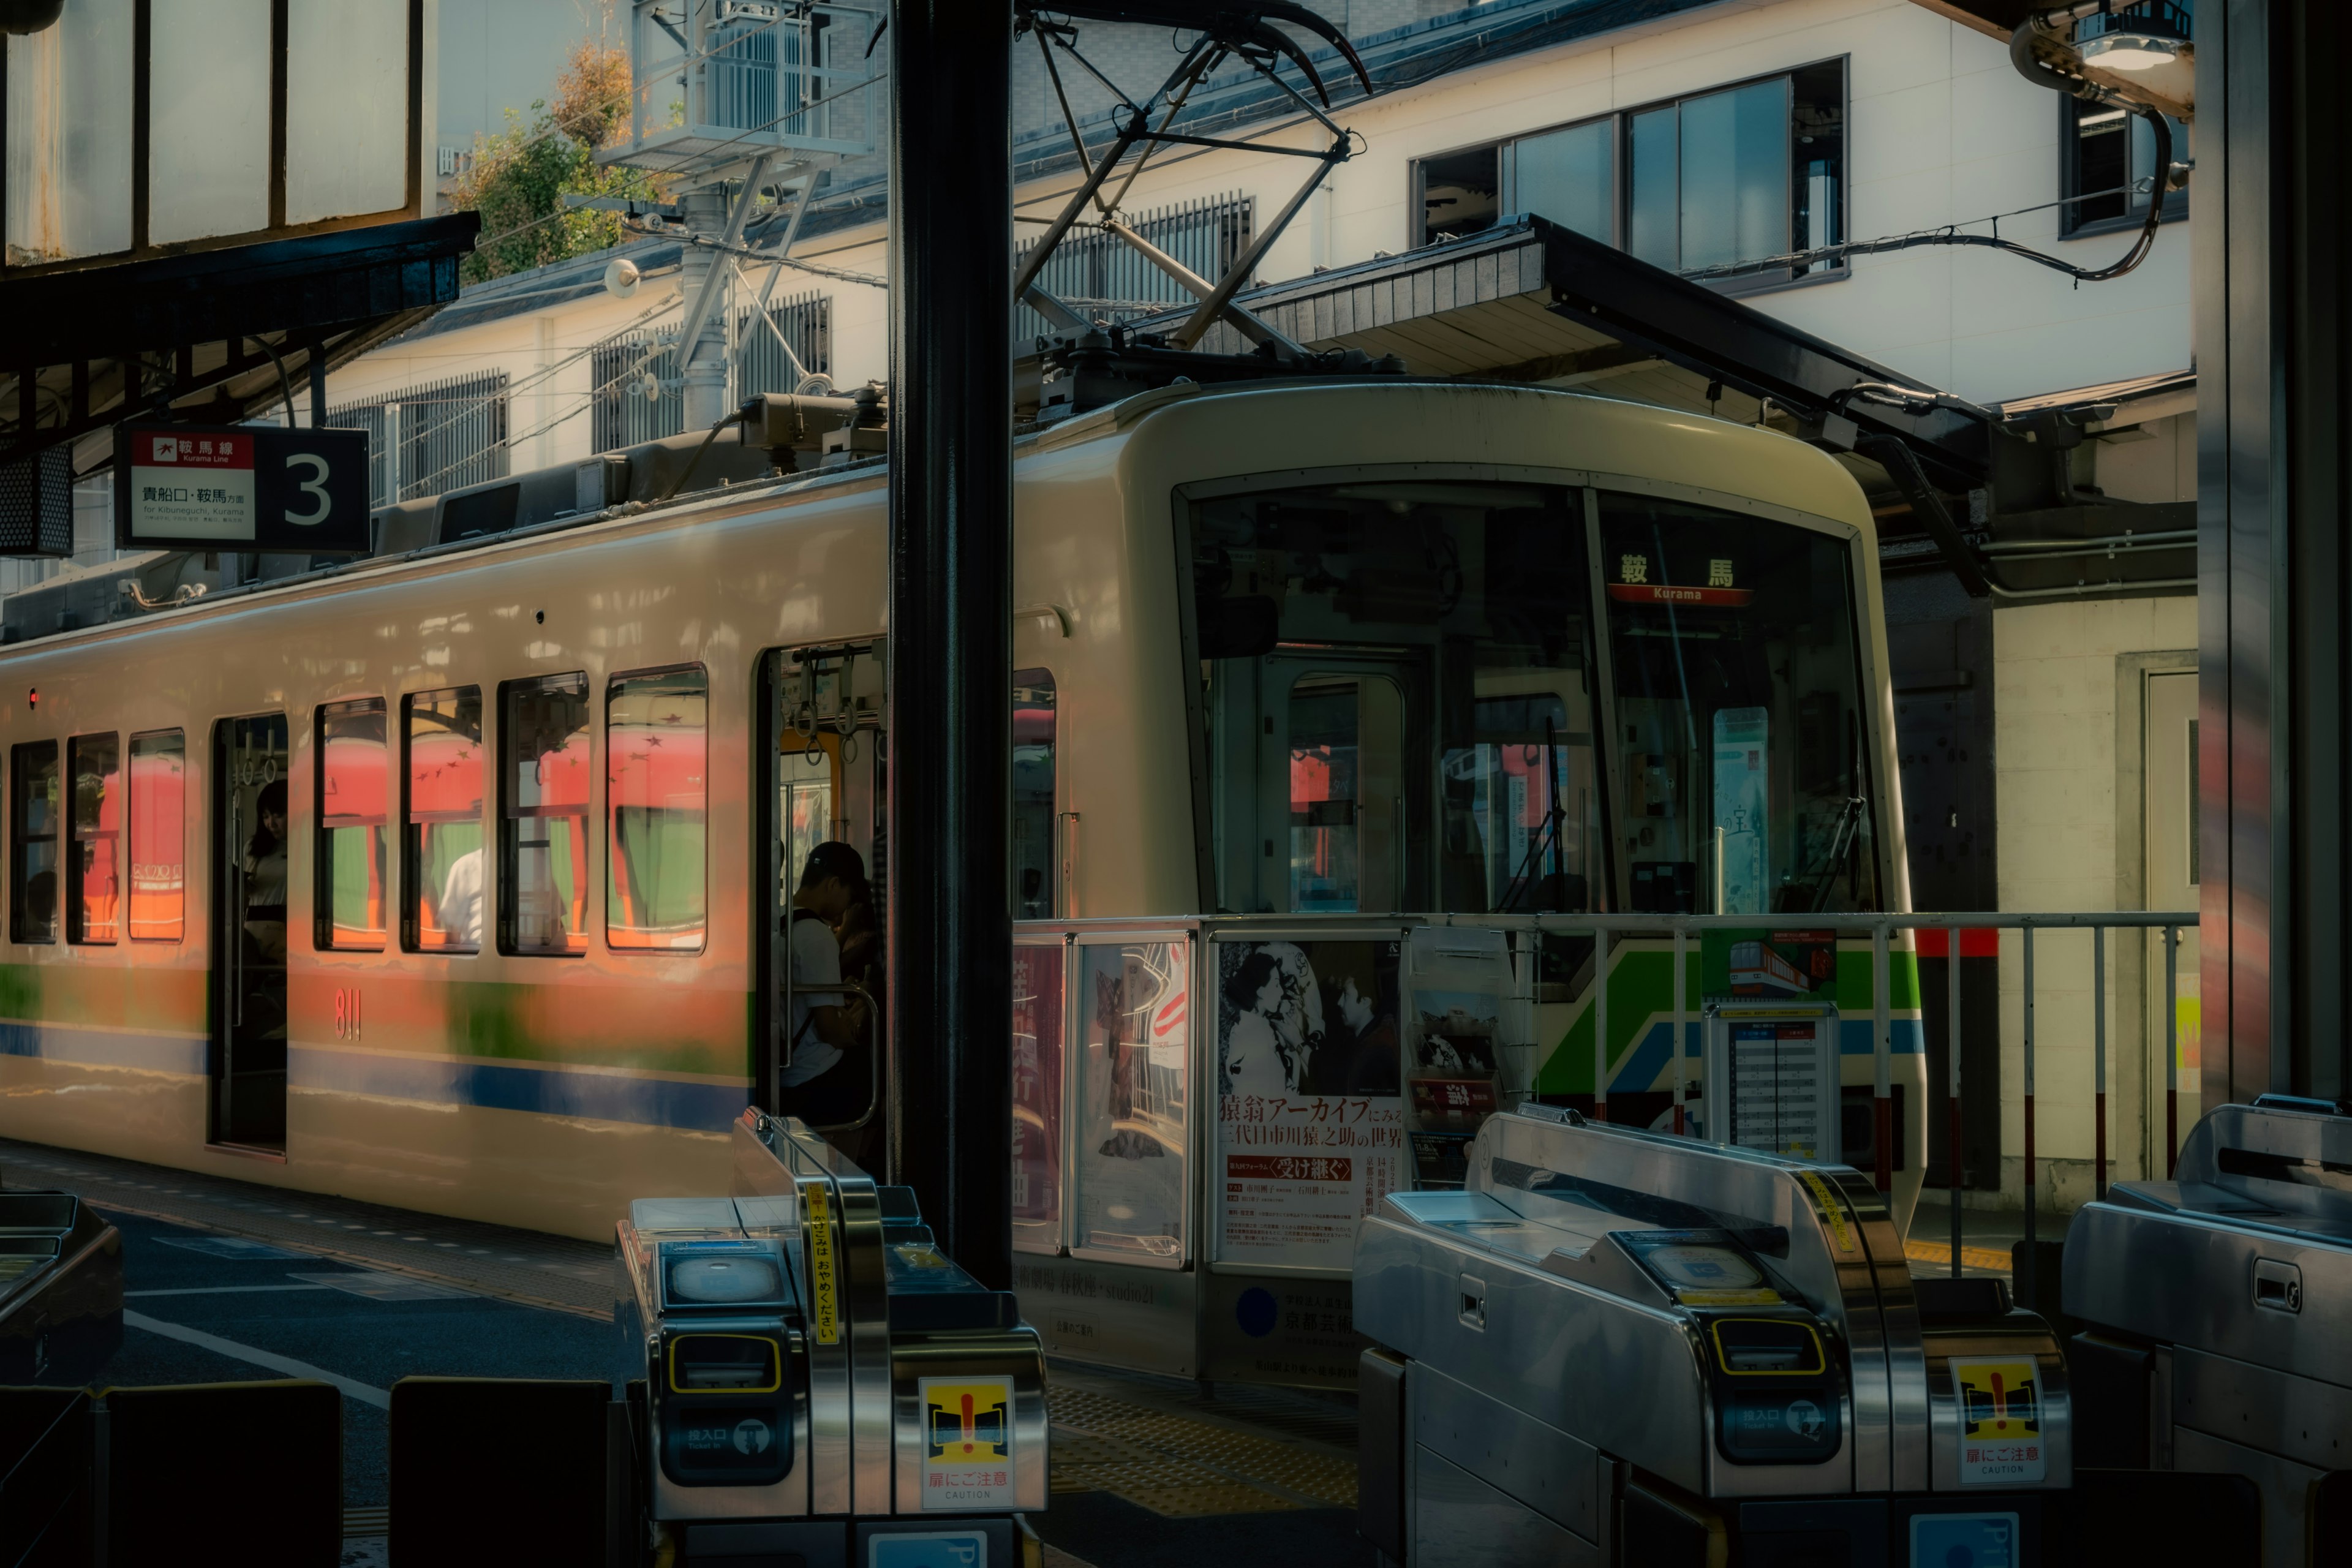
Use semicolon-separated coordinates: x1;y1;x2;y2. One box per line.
451;42;665;284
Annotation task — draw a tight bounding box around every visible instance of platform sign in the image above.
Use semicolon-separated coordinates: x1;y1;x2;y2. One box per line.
918;1376;1014;1510
1951;1357;2046;1485
116;423;370;554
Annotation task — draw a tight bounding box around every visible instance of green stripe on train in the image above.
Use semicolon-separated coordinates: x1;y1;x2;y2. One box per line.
1531;944;1921;1096
0;963;207;1033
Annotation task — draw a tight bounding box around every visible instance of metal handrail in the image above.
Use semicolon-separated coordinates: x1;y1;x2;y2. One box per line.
802;976;881;1136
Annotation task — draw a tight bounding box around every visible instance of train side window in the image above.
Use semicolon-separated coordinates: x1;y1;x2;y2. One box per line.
316;699;390;951
1012;669;1057;918
500;673;591;955
403;687;484;953
127;730;186;942
67;733;120;944
606;665;707;953
10;741;59;944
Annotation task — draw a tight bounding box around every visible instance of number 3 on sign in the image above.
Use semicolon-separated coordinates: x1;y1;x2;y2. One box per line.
333;987;363;1041
285;452;333;525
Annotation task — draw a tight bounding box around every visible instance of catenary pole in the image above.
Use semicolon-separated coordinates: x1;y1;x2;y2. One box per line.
886;0;1016;1290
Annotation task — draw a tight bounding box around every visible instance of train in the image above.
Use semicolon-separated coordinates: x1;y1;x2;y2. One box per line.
0;375;1925;1253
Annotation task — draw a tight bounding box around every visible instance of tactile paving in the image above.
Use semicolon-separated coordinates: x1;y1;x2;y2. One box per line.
1047;1382;1358;1517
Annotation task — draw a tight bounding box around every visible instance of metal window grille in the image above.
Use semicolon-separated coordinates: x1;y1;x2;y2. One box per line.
590;293;832;454
1014;193;1253;344
327;374;510;507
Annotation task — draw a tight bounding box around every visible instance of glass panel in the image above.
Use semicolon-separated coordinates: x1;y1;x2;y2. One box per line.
2073;103;2131;226
283;0;409;223
1598;492;1879;914
1011;942;1066;1253
1012;671;1057;918
1418;143;1501;246
67;734;119;943
608;667;707;952
779;747;835;913
1678;78;1790;274
12;742;60;943
1627;107;1678;268
317;701;388;950
502;675;590;954
1191;481;1600;916
1072;940;1188;1264
1790;61;1844;279
147;0;271;244
3;0;135;265
1512;118;1613;241
404;687;483;953
127;732;186;943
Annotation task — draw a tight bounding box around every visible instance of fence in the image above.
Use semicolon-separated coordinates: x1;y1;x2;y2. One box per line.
326;372;511;507
590;292;833;455
1014;193;1253;343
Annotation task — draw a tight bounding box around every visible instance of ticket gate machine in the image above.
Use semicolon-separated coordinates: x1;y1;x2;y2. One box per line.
2065;1098;2352;1568
616;1109;1046;1566
1355;1104;2073;1568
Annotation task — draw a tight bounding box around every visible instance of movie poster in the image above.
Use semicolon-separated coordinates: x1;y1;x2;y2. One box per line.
1214;937;1406;1272
1072;940;1189;1264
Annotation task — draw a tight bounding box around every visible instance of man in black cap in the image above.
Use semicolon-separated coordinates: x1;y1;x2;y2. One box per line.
779;842;872;1125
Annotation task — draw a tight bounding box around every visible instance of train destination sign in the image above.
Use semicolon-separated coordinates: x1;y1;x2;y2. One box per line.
115;423;370;555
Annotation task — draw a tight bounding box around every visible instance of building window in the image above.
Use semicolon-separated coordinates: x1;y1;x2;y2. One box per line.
2060;98;2187;236
317;699;388;951
1413;59;1846;290
127;729;185;943
11;741;59;943
1012;670;1057;918
326;371;511;508
500;673;591;955
67;733;119;944
592;293;833;454
404;687;484;953
606;666;706;953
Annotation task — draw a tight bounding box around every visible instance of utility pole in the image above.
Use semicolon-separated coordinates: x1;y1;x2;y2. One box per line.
885;0;1016;1289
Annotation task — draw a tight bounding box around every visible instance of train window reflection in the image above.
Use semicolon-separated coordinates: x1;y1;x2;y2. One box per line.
127;730;184;942
1012;670;1056;918
403;687;484;953
12;741;59;943
67;733;119;944
500;673;591;956
607;666;707;953
1597;492;1879;913
316;699;389;951
1189;481;1599;916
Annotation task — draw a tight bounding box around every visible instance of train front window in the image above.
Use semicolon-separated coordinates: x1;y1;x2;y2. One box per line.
1189;481;1600;915
1599;492;1878;914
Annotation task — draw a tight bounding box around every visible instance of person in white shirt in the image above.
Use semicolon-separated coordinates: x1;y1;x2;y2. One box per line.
778;842;872;1123
437;845;484;950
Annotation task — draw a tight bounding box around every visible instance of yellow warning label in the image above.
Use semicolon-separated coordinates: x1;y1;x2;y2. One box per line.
1799;1169;1856;1253
1952;1357;2046;1484
920;1375;1015;1510
803;1181;840;1345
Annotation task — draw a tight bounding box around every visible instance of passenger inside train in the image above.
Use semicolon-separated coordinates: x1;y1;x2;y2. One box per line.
779;840;876;1148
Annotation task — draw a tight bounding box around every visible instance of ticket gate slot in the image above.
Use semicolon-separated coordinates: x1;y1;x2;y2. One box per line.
1355;1104;2074;1568
2064;1098;2352;1567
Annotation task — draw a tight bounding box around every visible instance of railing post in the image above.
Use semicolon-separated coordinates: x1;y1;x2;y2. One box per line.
2022;922;2037;1248
2094;924;2107;1200
1949;919;1962;1279
2164;925;2179;1177
1872;921;1891;1193
1593;922;1609;1123
1672;924;1687;1136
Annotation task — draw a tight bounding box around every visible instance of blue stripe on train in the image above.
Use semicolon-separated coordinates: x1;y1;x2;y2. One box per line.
1605;1016;1926;1095
290;1047;750;1133
0;1020;208;1075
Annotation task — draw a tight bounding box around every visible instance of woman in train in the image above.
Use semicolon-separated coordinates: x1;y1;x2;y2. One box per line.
243;781;288;965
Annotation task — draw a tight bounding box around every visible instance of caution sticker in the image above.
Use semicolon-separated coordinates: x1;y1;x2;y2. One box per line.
1798;1169;1856;1253
1951;1357;2046;1485
803;1181;840;1345
920;1376;1016;1511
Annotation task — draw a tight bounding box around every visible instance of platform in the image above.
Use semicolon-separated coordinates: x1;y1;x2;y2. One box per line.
1;1137;1371;1568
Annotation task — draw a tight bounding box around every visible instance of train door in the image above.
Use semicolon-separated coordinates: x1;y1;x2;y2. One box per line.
1249;652;1412;914
757;642;884;1142
2143;669;2198;1172
211;714;290;1150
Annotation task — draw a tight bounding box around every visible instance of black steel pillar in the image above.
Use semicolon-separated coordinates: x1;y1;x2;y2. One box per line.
884;0;1015;1288
2198;0;2352;1104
